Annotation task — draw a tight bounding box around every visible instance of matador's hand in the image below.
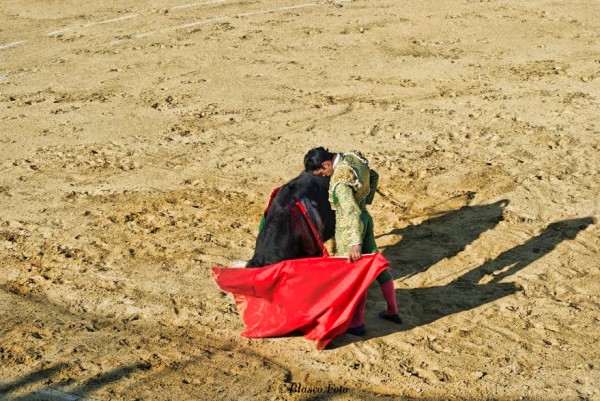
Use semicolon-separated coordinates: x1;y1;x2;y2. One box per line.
348;244;362;262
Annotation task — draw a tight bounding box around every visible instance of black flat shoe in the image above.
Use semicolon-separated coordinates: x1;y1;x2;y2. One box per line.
379;311;402;324
346;324;367;336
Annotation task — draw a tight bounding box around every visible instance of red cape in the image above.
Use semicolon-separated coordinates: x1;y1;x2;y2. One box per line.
211;253;390;349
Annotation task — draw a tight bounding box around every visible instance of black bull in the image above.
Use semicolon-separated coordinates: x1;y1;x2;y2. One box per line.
247;172;336;267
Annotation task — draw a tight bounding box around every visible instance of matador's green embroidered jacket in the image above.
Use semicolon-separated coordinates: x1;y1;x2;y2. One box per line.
329;152;379;255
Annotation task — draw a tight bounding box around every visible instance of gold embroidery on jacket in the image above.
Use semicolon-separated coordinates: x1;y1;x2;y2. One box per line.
329;153;377;254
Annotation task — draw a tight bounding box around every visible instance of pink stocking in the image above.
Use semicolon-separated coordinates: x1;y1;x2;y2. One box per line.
349;293;367;328
380;280;398;315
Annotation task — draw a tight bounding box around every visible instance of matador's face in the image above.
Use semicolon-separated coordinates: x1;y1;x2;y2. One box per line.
312;160;334;177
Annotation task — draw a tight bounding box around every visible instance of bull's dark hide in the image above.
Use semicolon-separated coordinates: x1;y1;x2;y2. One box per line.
247;171;335;267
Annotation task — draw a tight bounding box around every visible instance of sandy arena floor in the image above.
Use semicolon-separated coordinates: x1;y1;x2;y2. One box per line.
1;0;599;400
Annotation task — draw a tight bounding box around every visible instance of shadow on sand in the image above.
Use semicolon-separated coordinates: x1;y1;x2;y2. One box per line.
0;361;141;401
330;198;594;347
379;199;510;280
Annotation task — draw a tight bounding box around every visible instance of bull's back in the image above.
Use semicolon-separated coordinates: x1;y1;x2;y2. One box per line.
247;172;335;267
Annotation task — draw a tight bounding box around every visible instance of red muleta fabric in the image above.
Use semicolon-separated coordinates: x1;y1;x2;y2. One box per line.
211;253;390;349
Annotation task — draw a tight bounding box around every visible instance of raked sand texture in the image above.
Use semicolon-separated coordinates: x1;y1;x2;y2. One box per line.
1;1;599;400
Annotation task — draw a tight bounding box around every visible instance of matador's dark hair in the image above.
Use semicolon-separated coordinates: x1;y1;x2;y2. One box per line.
304;147;334;172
